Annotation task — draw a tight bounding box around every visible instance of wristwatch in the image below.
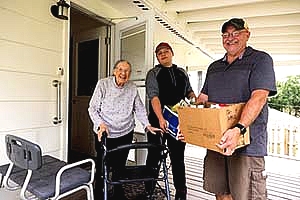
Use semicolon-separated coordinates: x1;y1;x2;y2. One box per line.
234;123;247;135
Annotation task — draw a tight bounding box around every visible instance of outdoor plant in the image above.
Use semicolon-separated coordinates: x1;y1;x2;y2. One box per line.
268;75;300;117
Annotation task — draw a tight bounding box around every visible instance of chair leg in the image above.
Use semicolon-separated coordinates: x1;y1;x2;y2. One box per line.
2;163;20;191
85;185;91;200
20;170;33;200
88;183;94;200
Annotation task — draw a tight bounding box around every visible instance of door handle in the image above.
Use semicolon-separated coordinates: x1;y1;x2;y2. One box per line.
52;80;62;124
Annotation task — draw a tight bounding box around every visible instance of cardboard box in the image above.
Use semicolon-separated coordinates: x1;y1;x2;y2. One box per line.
177;103;250;153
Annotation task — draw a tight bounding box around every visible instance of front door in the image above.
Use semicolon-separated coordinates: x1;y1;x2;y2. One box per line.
70;30;100;158
69;8;109;161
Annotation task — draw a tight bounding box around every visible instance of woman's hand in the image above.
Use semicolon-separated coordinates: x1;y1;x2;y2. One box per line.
97;123;109;141
146;125;162;135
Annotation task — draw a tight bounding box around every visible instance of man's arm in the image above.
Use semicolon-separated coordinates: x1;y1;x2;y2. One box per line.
151;96;167;132
217;89;269;155
238;89;269;127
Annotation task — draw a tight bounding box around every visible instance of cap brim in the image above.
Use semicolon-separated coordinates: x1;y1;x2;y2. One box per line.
155;46;170;53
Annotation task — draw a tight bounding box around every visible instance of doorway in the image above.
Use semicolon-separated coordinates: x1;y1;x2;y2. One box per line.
68;6;111;162
68;5;154;164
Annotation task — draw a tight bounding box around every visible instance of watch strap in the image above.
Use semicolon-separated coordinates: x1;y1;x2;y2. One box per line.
234;123;247;135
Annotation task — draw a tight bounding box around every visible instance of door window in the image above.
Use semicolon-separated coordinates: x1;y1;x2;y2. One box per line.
120;24;146;81
77;39;99;96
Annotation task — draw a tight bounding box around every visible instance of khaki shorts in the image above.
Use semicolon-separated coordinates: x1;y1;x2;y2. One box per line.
203;150;267;200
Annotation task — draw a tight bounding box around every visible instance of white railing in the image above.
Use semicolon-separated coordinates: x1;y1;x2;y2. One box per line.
267;108;300;160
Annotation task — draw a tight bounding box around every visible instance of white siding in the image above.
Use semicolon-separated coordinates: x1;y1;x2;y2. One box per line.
0;0;216;166
0;0;66;165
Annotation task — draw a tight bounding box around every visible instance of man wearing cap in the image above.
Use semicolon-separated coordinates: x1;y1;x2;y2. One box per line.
195;18;277;199
145;42;196;200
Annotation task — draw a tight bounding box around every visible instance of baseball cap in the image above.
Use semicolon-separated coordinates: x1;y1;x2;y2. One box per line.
221;18;249;33
155;42;174;54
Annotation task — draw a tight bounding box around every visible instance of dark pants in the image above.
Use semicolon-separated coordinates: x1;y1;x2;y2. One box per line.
146;131;187;194
94;131;134;198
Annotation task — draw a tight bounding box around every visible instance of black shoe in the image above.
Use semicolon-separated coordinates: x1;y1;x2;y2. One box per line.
93;188;103;200
111;194;127;200
93;193;103;200
144;191;157;200
111;186;127;200
144;181;155;195
175;197;186;200
175;188;187;200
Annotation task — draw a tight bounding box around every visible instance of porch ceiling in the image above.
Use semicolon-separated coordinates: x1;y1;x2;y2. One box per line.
157;0;300;55
102;0;300;69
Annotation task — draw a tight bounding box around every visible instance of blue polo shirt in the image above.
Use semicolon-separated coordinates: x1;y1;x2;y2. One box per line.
202;46;277;156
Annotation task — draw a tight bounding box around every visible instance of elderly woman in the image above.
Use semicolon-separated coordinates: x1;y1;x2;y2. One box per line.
88;59;159;200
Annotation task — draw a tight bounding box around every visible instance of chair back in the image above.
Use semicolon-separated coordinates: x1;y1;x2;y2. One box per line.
5;134;42;170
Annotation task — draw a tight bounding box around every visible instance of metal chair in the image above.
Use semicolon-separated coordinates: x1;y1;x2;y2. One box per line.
1;134;95;200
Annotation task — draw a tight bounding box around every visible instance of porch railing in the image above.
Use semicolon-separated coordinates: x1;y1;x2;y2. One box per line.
267;109;300;160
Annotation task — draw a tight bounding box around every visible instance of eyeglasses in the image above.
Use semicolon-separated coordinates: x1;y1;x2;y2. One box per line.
222;30;247;38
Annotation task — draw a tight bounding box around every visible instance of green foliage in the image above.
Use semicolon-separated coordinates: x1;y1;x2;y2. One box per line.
268;75;300;117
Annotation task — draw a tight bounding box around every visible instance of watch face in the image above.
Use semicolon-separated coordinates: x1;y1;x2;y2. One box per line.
241;127;246;134
235;123;246;135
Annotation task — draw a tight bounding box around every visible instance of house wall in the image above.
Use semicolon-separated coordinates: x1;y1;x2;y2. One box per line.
0;0;214;165
0;0;67;164
0;0;126;165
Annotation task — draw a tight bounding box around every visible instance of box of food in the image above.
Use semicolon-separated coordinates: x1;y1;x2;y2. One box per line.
177;103;250;153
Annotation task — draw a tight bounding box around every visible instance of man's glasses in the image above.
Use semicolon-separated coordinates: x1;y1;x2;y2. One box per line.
222;30;247;39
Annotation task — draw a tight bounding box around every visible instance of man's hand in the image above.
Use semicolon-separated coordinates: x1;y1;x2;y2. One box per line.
196;93;208;104
159;118;168;133
177;132;185;142
216;127;241;156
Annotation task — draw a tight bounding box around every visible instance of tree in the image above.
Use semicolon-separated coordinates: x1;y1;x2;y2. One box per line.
268;75;300;117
